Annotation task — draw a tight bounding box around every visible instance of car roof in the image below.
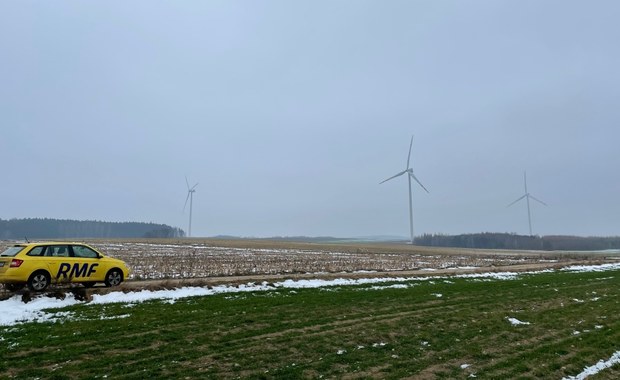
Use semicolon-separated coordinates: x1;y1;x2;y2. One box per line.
14;241;91;247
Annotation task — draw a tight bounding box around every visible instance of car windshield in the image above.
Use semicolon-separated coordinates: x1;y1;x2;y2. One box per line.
0;246;26;257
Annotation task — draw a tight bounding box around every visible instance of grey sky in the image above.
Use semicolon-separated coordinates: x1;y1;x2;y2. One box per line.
1;1;619;238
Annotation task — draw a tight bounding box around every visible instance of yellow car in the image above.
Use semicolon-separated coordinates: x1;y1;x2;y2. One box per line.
0;242;130;291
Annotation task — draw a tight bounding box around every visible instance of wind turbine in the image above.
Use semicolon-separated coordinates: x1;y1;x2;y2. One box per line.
507;171;546;236
184;177;198;238
380;136;429;244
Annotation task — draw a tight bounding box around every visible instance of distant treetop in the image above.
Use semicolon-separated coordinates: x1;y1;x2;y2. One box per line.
0;218;185;239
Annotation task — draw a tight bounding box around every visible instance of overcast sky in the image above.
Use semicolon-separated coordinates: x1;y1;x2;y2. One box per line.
1;1;619;238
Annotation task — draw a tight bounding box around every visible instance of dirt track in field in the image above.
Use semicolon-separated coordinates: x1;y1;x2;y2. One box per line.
116;258;610;289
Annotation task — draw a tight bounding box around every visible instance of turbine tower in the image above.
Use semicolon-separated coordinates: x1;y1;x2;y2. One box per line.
380;136;429;244
507;171;546;236
184;177;198;238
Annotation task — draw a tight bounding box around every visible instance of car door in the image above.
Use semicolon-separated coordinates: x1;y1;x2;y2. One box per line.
45;244;74;283
70;245;106;282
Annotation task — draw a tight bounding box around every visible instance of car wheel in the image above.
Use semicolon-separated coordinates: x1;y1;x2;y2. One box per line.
28;271;51;292
5;283;25;292
82;282;96;288
104;269;123;287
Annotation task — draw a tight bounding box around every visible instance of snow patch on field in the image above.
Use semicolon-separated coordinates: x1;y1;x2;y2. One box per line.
367;284;410;290
506;317;530;326
562;351;620;380
0;295;81;326
563;263;620;272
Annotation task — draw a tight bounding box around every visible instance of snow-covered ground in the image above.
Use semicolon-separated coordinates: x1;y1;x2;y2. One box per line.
562;351;620;380
506;317;531;326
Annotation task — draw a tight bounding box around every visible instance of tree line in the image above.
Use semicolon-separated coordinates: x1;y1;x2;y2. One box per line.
0;218;184;239
414;232;620;251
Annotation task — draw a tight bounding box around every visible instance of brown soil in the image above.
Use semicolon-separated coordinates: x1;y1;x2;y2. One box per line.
1;238;617;299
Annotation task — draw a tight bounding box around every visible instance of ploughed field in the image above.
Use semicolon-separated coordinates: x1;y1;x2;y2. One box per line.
2;238;614;286
87;239;617;280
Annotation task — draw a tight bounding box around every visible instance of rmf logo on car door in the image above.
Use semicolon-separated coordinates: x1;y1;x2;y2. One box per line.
56;262;100;279
45;245;101;281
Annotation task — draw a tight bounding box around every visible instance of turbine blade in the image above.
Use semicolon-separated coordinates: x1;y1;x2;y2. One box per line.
380;170;407;184
185;176;190;190
507;194;527;207
406;135;414;169
183;192;191;212
409;172;429;193
529;194;547;206
191;183;199;191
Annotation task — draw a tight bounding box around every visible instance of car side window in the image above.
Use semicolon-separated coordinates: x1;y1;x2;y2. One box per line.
72;245;99;258
26;246;46;256
46;245;70;257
